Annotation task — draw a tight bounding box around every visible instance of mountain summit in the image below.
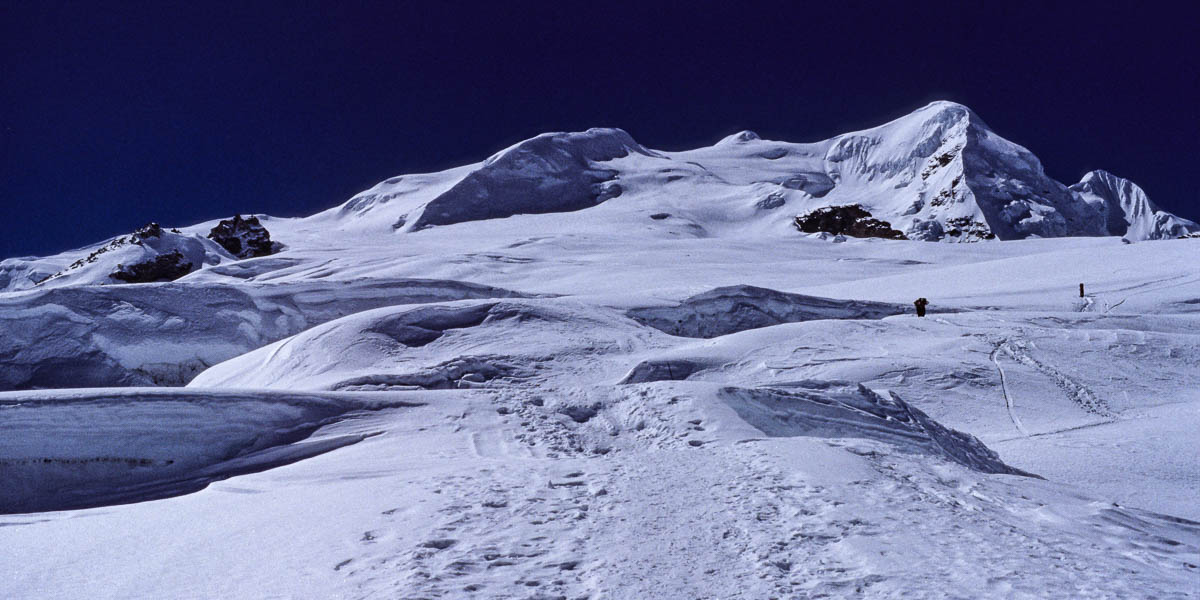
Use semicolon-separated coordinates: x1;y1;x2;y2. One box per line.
819;100;1102;240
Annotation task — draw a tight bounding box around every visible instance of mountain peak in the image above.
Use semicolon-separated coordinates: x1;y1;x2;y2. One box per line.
919;99;970;113
908;100;990;131
716;130;761;145
485;127;649;166
1078;169;1127;188
1070;169;1199;239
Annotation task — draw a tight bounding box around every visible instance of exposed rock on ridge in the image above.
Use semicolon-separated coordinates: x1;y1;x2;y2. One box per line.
793;205;908;240
110;250;194;283
207;215;275;259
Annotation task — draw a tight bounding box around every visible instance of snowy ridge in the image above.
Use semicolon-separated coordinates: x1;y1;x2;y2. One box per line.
402;128;650;231
318;100;1194;244
325;128;650;234
33;223;229;288
0;278;529;390
188;298;660;391
1070;169;1200;240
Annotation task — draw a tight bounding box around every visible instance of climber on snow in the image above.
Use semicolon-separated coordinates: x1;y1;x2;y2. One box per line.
914;297;929;317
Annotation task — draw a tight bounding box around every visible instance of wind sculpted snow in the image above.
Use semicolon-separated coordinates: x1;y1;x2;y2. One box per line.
188;298;664;391
0;278;530;390
625;284;912;338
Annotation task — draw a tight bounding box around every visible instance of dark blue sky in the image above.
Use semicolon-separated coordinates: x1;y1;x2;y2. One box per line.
3;2;1198;258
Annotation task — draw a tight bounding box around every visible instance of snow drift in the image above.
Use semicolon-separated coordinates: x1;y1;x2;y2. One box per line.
717;382;1034;476
189;298;657;391
626;284;911;338
1069;170;1200;240
0;278;529;390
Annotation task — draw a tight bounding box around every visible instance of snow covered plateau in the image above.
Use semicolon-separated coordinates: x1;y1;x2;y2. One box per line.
2;101;1198;599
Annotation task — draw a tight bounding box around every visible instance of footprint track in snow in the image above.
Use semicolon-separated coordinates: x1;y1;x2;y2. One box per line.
995;337;1113;417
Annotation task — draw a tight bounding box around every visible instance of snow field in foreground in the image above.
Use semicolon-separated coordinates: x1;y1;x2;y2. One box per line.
2;386;1195;599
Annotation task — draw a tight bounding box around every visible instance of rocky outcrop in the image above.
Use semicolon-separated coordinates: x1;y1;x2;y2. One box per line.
59;223;166;280
793;205;908;240
24;222;206;287
132;222;165;240
208;215;274;259
110;250;194;283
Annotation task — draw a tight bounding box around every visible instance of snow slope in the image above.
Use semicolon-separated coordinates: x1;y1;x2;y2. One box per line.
1;385;1195;599
189;289;917;391
3;102;1200;598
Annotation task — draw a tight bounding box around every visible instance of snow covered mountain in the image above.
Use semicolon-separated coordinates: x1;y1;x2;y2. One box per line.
4;101;1196;293
3;102;1200;598
1070;169;1200;240
321;100;1195;243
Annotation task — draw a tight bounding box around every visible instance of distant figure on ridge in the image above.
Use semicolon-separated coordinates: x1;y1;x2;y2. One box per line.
914;297;929;317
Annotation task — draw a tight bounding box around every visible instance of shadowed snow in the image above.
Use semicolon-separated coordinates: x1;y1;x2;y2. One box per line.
0;388;415;514
0;278;530;390
626;284;911;338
